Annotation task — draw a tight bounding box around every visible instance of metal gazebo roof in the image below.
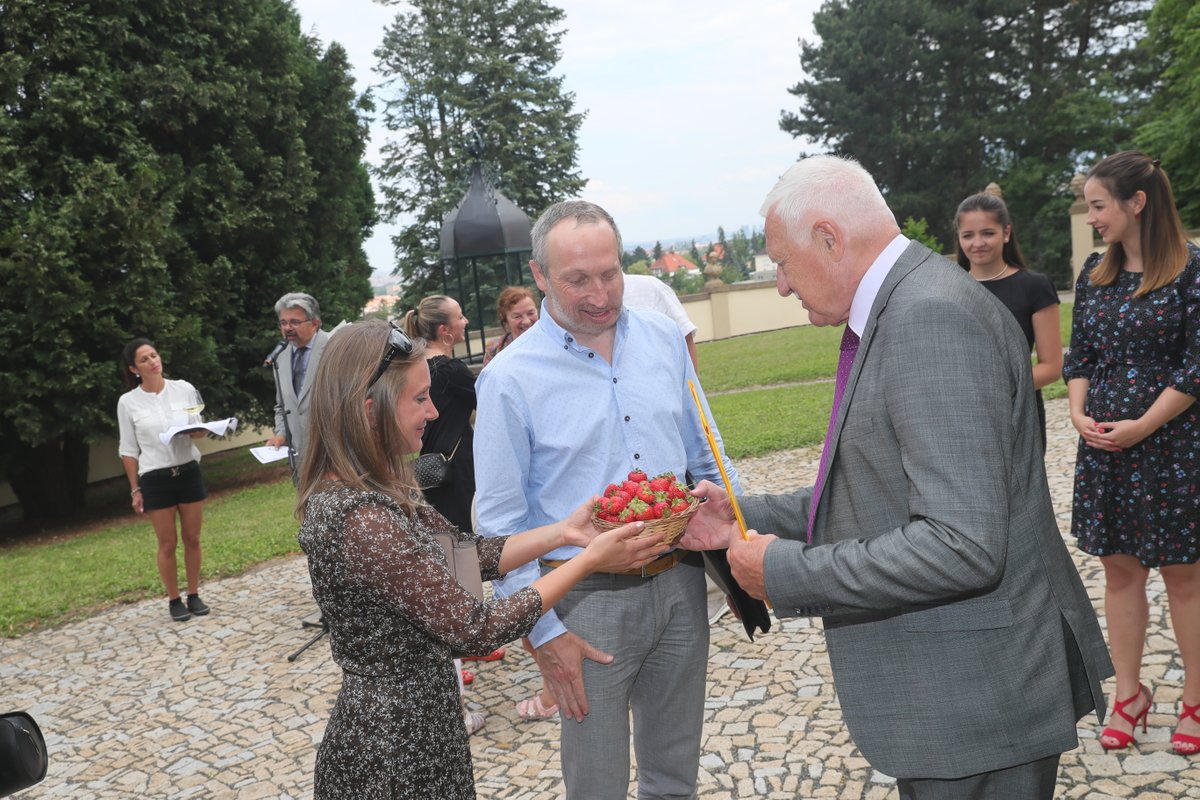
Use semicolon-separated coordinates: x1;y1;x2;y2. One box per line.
440;163;532;259
438;159;534;363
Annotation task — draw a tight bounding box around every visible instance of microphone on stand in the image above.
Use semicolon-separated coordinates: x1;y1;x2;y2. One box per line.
263;340;288;367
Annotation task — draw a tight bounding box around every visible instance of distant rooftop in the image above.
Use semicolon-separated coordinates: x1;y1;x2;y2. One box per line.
651;252;697;275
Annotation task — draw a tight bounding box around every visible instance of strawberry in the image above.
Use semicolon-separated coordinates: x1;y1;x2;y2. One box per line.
628;469;648;483
651;501;670;518
604;483;622;497
671;499;691;514
608;495;627;514
618;508;634;523
636;487;655;504
668;484;687;499
622;480;642;496
648;477;671;493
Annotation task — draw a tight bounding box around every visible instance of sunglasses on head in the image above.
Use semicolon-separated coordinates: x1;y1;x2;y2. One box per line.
367;324;414;389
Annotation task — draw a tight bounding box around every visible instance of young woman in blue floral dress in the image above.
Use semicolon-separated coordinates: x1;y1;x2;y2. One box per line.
1065;151;1200;754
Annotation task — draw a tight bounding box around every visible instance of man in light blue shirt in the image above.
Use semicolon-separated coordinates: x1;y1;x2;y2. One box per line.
474;200;740;800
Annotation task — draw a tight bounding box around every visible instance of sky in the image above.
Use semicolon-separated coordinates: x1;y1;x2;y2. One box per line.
288;0;824;278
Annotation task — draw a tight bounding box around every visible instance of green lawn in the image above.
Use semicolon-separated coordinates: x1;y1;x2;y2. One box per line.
697;326;843;392
0;303;1075;636
709;383;833;459
0;480;300;636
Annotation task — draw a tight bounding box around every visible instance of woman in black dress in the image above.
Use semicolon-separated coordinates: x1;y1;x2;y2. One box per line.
402;295;501;700
955;191;1062;449
1065;151;1200;754
402;295;476;533
295;320;659;799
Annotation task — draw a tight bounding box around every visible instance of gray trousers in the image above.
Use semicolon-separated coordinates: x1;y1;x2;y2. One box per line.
896;753;1061;800
550;559;709;800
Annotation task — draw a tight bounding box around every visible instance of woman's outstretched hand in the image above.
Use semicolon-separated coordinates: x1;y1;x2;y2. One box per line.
559;496;664;572
580;520;664;574
561;496;606;548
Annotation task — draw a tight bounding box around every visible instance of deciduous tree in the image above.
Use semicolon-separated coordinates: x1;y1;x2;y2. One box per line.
0;0;373;523
1135;0;1200;226
782;0;1150;287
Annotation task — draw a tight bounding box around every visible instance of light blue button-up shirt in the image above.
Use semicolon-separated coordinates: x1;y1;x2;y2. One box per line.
474;302;741;647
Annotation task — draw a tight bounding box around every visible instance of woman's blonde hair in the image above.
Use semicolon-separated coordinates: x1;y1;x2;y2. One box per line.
296;320;428;519
402;295;454;342
1086;151;1189;297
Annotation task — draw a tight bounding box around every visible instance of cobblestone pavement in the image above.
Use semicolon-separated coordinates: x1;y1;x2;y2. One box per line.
3;398;1198;798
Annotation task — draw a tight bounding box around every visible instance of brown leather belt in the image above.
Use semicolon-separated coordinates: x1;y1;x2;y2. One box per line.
540;550;682;578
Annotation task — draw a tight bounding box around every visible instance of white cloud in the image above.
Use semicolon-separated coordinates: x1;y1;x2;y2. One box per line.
290;0;825;272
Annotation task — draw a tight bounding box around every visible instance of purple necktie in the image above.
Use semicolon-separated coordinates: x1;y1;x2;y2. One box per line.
291;345;308;396
806;326;860;543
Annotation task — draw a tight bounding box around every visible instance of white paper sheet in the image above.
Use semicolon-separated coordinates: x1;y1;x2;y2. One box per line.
249;445;291;464
158;417;238;445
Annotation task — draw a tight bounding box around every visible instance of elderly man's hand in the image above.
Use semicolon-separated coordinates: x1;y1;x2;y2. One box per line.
728;530;777;601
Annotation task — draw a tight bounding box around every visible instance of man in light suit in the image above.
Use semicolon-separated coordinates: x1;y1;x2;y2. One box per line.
266;292;329;482
681;155;1113;798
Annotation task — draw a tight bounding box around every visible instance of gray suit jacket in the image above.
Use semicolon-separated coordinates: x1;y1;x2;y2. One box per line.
741;242;1112;779
273;328;329;466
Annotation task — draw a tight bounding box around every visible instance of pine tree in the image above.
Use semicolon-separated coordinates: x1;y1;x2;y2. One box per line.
374;0;585;308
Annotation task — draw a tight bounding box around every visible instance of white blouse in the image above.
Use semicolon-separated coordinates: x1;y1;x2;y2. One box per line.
117;379;203;475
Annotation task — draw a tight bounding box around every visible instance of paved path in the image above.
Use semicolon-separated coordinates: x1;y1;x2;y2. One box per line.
3;398;1197;798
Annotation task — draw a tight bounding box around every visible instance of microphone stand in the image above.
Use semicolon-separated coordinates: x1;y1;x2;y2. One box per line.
270;350;328;661
269;353;299;486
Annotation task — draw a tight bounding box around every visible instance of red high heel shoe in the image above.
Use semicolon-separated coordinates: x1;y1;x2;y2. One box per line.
1173;702;1200;755
1100;684;1152;751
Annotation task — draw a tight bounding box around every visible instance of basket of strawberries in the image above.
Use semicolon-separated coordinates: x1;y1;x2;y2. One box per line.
591;469;699;547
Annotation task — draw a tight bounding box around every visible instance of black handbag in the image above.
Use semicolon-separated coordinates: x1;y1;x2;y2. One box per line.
0;711;48;797
413;437;462;490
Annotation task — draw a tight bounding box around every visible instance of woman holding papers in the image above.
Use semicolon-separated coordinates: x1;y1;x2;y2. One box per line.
117;337;211;623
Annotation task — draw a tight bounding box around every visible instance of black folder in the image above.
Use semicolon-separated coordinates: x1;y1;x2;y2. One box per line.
699;549;772;641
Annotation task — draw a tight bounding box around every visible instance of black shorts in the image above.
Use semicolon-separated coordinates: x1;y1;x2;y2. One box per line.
139;461;207;511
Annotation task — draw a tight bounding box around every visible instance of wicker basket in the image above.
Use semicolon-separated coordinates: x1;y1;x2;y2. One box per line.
592;496;700;547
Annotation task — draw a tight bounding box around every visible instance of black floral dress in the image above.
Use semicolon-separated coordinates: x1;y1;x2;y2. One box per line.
1064;245;1200;566
298;484;541;799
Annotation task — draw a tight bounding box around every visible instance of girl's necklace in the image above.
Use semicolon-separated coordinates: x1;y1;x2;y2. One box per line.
976;263;1009;282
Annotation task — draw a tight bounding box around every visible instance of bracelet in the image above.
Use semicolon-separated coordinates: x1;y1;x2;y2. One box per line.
131;487;142;496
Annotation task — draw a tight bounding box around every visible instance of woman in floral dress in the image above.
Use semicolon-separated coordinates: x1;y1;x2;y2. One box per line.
295;320;660;798
1065;151;1200;754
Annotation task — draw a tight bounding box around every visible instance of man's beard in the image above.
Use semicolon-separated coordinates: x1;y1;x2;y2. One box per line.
546;290;621;338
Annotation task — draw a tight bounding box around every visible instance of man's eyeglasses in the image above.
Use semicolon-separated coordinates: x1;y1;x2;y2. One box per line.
367;324;414;389
279;317;312;329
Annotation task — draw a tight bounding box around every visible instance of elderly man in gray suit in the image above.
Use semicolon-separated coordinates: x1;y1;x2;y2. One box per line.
265;292;329;482
681;155;1113;799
